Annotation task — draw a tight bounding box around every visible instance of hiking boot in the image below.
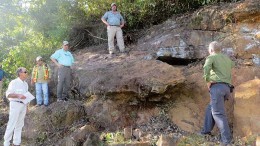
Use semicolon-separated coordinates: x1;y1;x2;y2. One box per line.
197;131;212;136
219;143;232;146
108;53;115;59
57;99;63;102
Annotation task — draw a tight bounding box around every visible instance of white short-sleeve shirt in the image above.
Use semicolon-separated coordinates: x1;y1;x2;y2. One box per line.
6;77;28;102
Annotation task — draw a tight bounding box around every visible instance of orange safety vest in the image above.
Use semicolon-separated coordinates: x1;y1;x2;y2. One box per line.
33;64;49;82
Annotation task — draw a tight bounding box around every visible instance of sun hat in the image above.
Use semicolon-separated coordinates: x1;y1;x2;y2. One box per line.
111;3;116;7
63;41;69;45
36;56;42;61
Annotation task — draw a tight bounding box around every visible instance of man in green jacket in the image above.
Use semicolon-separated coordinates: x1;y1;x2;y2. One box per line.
201;41;234;146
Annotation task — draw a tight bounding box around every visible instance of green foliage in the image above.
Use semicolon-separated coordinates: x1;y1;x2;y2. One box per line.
245;135;257;145
177;134;206;146
2;31;57;79
101;131;130;144
36;132;48;144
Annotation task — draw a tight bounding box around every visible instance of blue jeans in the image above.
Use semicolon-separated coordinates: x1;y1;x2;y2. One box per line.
35;82;49;105
202;83;232;144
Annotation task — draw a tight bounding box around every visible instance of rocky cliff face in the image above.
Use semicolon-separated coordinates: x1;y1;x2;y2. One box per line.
16;0;260;145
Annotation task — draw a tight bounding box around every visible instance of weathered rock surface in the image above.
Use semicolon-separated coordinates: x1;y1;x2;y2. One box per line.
73;51;186;102
23;100;86;145
156;134;177;146
8;0;259;145
137;0;260;62
234;78;260;137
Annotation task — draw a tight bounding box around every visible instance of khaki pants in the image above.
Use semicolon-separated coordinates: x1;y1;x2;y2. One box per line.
107;26;125;54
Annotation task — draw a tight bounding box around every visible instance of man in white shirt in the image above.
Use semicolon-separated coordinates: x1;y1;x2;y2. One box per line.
4;67;29;146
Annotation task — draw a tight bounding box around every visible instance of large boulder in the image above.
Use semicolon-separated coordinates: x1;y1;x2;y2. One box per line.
136;0;260;63
73;53;186;102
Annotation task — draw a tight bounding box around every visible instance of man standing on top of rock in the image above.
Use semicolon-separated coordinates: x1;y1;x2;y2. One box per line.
101;2;126;56
50;41;74;102
200;41;234;146
31;56;51;107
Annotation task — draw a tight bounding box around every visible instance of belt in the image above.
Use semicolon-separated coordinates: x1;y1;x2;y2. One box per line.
211;82;228;85
63;65;71;68
12;101;24;104
110;25;120;27
210;82;229;88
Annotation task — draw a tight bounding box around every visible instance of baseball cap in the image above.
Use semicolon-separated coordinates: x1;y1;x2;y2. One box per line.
36;56;42;61
63;41;69;45
111;3;116;7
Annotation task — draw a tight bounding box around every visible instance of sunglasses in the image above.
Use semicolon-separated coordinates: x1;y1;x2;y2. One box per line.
22;71;27;74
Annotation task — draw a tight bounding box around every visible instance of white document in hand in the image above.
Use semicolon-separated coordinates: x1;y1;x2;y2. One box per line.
22;92;35;104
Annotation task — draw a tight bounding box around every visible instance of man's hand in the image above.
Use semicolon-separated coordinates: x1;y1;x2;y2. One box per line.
31;80;34;86
56;63;62;68
17;94;26;99
207;82;212;90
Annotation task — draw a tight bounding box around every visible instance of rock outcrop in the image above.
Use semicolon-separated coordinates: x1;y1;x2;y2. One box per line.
234;78;260;137
20;0;260;145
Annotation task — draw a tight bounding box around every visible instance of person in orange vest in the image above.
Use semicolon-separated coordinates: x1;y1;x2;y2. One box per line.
31;56;51;107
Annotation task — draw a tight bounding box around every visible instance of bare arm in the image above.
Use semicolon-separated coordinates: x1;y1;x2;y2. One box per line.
51;58;62;68
101;18;110;26
120;22;125;28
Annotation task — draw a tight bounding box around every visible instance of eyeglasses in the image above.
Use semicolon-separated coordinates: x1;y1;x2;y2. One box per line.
22;71;27;74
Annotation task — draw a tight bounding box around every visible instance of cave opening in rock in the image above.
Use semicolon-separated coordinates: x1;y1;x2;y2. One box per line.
157;56;199;65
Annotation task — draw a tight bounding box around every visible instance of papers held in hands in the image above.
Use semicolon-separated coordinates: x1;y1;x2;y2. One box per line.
22;92;35;104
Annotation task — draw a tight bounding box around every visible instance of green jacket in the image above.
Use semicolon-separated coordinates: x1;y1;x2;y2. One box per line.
203;53;234;84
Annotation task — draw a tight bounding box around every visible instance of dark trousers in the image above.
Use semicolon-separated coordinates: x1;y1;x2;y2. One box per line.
57;66;71;100
202;83;232;144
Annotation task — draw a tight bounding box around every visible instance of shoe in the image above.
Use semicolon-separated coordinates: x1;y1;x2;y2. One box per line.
124;47;131;52
197;131;212;136
57;99;63;102
35;104;41;107
219;143;232;146
108;53;115;58
120;52;128;57
44;104;48;107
